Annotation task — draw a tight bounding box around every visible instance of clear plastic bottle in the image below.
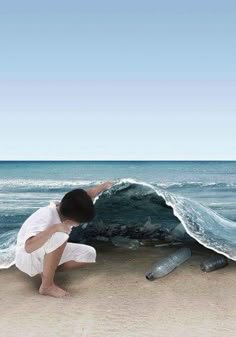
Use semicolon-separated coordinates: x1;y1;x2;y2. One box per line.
200;254;228;272
146;247;192;280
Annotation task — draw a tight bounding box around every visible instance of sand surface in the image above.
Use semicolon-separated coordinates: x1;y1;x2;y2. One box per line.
0;241;236;337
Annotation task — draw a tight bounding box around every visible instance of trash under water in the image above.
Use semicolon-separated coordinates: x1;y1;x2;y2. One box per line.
69;179;236;261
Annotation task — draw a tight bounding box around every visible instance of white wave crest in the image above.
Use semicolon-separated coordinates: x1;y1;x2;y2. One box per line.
0;179;100;188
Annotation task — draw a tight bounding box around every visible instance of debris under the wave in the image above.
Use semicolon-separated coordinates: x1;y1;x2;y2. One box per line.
154;242;183;247
111;236;140;249
145;247;192;280
200;254;228;272
95;236;110;242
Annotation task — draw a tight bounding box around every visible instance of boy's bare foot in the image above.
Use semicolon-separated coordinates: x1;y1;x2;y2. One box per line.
39;283;71;298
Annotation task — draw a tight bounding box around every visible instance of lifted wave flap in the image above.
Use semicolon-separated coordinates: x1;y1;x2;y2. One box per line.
69;179;236;260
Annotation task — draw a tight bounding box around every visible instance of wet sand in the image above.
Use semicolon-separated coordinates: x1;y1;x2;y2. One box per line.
0;241;236;337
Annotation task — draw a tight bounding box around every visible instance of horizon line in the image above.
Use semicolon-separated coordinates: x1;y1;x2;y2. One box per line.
0;160;236;162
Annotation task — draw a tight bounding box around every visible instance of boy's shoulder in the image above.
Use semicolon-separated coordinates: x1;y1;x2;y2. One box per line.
24;203;54;226
16;201;60;247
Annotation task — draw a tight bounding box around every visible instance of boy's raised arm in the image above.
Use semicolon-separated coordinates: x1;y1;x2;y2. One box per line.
86;181;114;200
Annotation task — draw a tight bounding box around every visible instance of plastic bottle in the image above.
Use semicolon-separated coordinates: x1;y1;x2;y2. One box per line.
145;247;192;280
200;255;228;272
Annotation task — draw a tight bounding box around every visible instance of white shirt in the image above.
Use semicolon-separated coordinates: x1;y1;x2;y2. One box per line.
16;200;61;250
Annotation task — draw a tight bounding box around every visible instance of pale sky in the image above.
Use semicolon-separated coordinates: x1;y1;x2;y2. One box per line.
0;1;235;160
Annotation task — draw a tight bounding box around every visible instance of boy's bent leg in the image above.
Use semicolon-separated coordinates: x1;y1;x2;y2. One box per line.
56;261;92;272
39;240;71;298
55;243;97;273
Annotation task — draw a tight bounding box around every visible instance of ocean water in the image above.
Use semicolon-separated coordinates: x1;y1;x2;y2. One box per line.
1;160;236;268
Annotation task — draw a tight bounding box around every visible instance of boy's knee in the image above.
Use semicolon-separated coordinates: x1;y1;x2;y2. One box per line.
85;246;97;262
44;232;69;254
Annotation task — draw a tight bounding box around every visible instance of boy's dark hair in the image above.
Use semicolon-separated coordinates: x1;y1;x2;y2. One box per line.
59;189;95;223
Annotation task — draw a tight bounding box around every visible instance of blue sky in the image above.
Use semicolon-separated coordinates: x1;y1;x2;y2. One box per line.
0;1;235;160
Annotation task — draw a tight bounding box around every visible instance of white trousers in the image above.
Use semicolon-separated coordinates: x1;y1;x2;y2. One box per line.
15;232;96;277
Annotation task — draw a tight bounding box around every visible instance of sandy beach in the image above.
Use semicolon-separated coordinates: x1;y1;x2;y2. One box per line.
1;241;236;337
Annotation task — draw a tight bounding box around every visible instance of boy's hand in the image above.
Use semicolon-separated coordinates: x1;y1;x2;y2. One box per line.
86;180;115;199
56;220;76;234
